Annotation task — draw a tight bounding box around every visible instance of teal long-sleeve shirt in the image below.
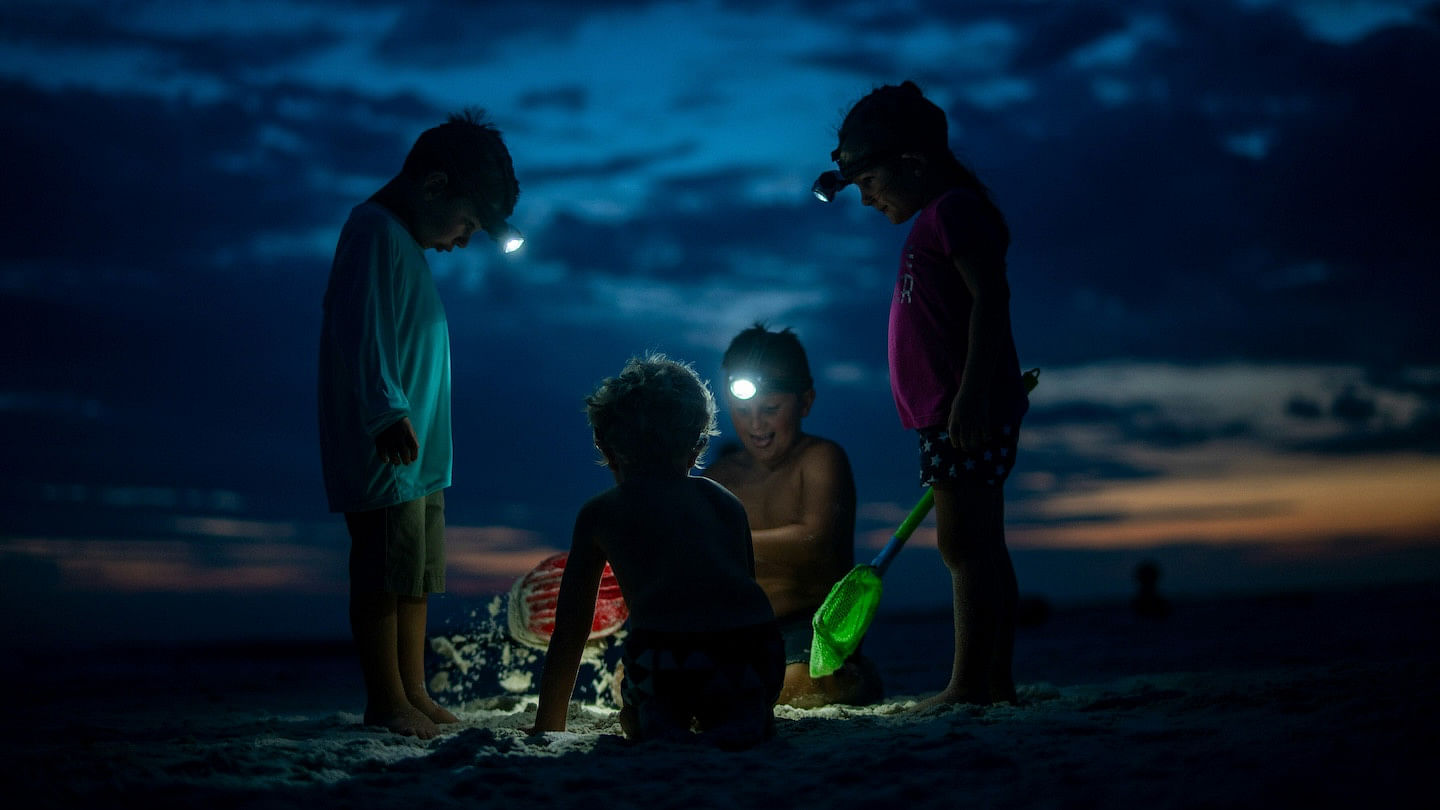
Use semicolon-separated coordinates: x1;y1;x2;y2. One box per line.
318;201;452;513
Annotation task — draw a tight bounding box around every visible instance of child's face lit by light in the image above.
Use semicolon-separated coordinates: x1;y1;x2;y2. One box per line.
726;390;812;466
855;163;926;225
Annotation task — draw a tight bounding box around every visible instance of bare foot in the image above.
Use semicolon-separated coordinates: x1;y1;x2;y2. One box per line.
365;703;440;739
908;687;992;713
618;704;639;740
610;661;626;707
778;658;885;708
407;692;459;725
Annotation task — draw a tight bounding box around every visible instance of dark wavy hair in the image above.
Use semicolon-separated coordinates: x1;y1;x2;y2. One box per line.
586;353;719;472
721;323;814;395
402;108;520;224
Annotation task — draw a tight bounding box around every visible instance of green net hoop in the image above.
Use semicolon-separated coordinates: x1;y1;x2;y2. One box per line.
810;565;883;678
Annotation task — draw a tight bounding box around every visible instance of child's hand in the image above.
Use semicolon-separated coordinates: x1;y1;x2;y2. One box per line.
947;389;992;450
375;417;420;465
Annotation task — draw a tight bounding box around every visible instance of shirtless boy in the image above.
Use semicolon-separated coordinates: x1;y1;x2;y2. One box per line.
532;354;783;748
705;324;882;707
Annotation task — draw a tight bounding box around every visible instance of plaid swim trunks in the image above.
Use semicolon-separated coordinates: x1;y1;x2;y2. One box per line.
621;621;784;747
917;423;1020;487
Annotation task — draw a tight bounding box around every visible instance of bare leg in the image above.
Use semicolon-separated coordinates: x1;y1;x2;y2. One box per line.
912;485;1011;710
397;595;457;724
618;702;640;740
351;590;439;738
990;542;1019;703
611;660;626;707
777;658;884;708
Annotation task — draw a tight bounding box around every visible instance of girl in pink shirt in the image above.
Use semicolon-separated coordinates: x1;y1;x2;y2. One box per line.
813;81;1029;707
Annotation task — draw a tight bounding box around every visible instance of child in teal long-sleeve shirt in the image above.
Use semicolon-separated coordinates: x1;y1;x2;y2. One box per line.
318;109;520;739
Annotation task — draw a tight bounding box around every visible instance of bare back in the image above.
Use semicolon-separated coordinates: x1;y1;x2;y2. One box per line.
578;474;775;634
705;435;856;620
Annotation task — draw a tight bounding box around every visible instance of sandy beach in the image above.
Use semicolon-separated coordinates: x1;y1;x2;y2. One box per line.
4;582;1436;809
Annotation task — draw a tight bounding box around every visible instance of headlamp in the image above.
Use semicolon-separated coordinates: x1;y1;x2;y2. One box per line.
812;145;899;203
484;221;525;253
811;170;847;203
729;376;758;400
727;371;809;400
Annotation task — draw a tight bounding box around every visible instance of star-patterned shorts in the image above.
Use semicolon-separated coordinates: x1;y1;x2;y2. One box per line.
916;423;1020;488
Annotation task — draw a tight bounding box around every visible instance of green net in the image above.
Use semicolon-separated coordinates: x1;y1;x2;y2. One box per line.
809;564;883;678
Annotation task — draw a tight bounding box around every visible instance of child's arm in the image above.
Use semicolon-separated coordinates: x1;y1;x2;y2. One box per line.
747;441;856;558
531;507;607;733
329;223;412;445
948;252;1010;450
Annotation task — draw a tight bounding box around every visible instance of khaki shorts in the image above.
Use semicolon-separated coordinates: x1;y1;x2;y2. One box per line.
345;490;446;597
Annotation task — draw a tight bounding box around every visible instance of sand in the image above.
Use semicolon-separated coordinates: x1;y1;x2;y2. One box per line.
3;583;1435;809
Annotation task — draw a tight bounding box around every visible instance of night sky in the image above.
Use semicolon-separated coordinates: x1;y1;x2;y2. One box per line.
3;0;1438;645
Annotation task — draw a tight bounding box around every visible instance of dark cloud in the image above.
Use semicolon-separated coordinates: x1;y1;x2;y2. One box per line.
1366;365;1440;398
372;0;665;66
0;3;156;49
1289;374;1440;454
1331;387;1377;425
0;3;343;76
1026;399;1252;448
523;141;698;182
2;273;327;502
1286;395;1325;420
1016;445;1164;487
1292;408;1440;454
1274;371;1440;455
794;49;904;84
1427;2;1440;28
949;9;1440;367
509;165;881;292
1009;3;1130;71
514;85;588;112
0;78;446;291
1026;400;1153;427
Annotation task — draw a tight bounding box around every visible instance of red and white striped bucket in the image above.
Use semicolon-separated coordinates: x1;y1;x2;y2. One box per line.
507;552;628;648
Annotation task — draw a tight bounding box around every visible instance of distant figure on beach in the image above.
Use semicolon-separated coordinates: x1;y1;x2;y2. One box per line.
705;324;883;707
532;355;783;748
318;109;521;739
812;81;1030;707
1132;560;1172;619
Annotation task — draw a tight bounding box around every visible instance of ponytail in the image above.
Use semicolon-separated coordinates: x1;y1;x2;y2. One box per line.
935;150;1010;251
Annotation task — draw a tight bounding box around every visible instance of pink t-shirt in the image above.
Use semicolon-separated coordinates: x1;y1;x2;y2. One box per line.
888;188;1026;430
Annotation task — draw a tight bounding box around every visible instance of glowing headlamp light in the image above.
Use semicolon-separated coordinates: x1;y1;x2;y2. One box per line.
812;147;901;203
727;372;808;400
811;170;848;203
729;376;759;400
484;222;525;253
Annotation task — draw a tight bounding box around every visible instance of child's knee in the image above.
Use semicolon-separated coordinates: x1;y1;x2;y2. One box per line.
938;538;988;568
